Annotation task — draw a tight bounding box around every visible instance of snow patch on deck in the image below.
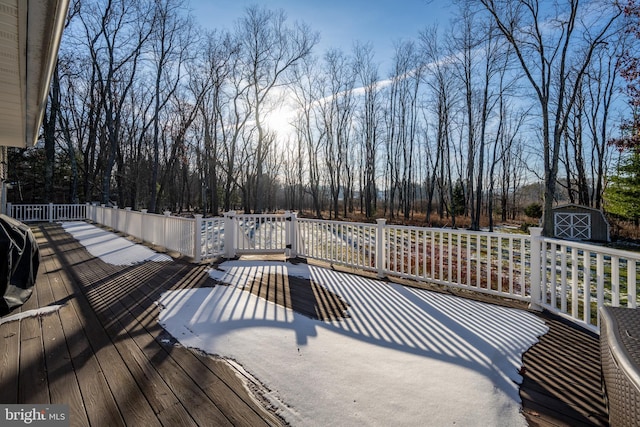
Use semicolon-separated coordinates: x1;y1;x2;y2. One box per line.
0;305;63;326
61;221;172;265
158;260;548;426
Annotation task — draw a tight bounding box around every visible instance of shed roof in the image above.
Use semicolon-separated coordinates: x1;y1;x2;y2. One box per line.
553;203;604;213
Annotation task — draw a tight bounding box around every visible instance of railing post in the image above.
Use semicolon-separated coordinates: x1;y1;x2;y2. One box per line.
140;209;148;243
376;218;386;278
49;202;54;222
194;214;203;263
224;211;236;259
163;211;171;250
111;205;118;229
6;202;11;218
285;211;298;259
529;227;543;311
125;207;132;235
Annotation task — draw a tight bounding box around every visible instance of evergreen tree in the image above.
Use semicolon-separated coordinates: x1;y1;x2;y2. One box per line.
605;1;640;224
452;180;466;217
604;150;640;223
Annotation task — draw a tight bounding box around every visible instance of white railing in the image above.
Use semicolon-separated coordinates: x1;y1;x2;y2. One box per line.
297;218;378;272
297;217;638;332
382;224;531;301
86;205;207;260
7;203;86;222
296;218;531;301
538;236;640;331
9;203;640;333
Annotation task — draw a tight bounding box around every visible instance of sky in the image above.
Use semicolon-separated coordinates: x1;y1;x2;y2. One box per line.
60;221;549;426
189;0;454;72
188;0;455;140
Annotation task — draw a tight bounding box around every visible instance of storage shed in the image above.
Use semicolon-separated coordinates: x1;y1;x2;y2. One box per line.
552;204;610;242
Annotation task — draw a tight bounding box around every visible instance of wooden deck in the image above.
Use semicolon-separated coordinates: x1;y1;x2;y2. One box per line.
0;223;284;426
0;223;609;426
520;312;608;426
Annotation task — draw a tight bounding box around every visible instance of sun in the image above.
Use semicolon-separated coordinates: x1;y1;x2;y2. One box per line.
262;87;298;143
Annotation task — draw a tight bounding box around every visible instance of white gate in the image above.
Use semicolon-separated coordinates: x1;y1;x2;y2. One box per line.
227;213;294;255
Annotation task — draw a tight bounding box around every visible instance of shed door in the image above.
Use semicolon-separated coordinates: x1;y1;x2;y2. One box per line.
554;212;591;240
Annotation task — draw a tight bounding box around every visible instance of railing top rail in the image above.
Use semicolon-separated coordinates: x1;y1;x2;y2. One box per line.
541;236;640;260
298;217;533;241
382;222;530;239
230;213;287;218
163;215;196;223
297;217;376;227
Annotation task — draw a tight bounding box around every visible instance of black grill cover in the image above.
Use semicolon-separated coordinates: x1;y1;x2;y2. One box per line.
0;215;39;315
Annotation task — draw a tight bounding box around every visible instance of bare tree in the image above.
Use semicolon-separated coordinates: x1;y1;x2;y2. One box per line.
291;55;325;218
236;5;318;212
318;49;356;219
586;41;624;209
220;51;252;212
196;30;238;215
353;42;381;218
488;98;527;230
42;3;80;203
59;16;105;202
421;26;457;225
81;0;156;205
148;0;194;212
480;0;623;235
385;40;423;219
455;14;509;230
560;90;590;205
451;2;481;226
42;66;60;202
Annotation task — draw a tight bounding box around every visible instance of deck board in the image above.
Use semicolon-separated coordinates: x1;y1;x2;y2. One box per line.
18;316;48;404
74;256;236;426
41;310;87;425
0;222;611;426
0;318;19;403
520;312;608;426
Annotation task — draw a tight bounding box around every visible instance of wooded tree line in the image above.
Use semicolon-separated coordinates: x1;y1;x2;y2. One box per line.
10;0;632;235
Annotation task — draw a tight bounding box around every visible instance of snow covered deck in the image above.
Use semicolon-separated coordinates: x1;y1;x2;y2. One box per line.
0;223;608;426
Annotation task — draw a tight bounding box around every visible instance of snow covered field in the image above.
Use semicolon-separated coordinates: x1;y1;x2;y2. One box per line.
158;261;548;426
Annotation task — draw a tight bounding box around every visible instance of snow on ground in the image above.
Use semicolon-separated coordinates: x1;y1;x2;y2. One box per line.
61;221;172;265
158;260;549;426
